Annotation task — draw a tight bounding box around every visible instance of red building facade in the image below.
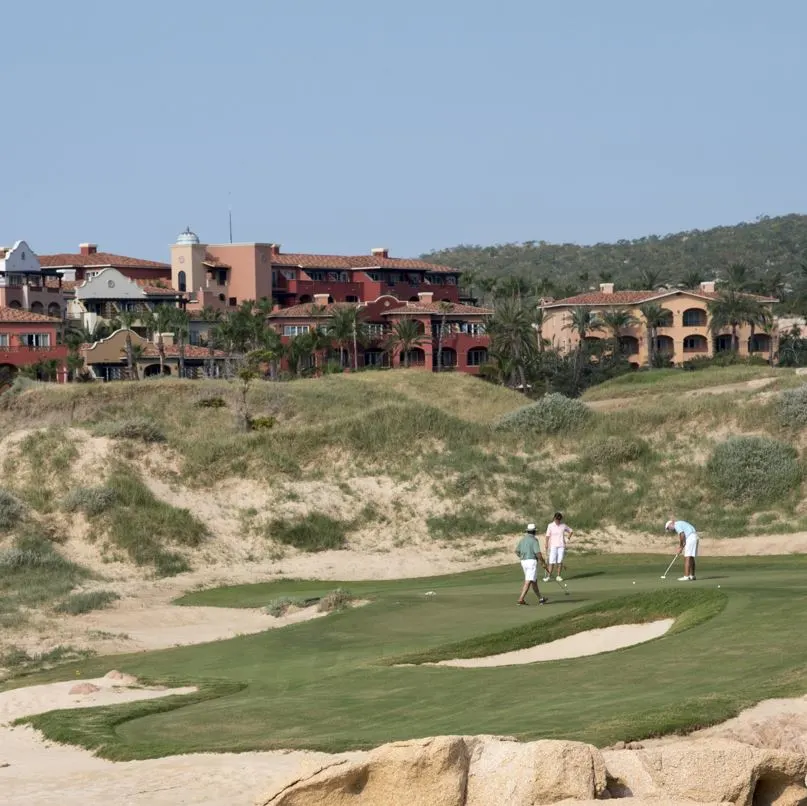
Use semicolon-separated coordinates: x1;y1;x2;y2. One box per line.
0;307;68;385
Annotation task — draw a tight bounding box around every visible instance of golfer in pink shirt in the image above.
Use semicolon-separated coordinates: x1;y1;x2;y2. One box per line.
544;512;573;582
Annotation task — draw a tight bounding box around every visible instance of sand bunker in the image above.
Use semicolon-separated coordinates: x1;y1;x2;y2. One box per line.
430;619;675;668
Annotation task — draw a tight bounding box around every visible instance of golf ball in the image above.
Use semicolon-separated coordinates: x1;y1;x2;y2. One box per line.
718;585;721;588
632;581;636;585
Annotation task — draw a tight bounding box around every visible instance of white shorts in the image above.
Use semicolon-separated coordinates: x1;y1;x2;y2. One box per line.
521;559;538;582
684;534;698;558
549;546;565;565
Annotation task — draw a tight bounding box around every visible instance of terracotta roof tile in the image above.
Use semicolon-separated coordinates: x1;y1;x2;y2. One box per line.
269;302;361;319
0;306;61;323
381;301;492;316
38;252;169;270
203;254;231;269
546;289;777;307
270;253;459;274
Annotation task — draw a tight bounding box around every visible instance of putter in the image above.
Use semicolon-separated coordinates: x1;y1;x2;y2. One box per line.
544;564;570;595
660;553;680;579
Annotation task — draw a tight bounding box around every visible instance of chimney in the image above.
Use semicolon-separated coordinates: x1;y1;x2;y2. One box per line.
313;293;330;305
269;243;281;256
371;247;389;259
80;243;98;256
700;281;716;293
418;291;434;304
161;332;174;347
599;283;614;294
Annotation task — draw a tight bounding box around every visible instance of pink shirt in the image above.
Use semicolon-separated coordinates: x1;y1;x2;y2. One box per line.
546;522;570;549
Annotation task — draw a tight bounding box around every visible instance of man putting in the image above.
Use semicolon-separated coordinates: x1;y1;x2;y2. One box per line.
544;511;572;582
665;518;698;581
516;523;547;605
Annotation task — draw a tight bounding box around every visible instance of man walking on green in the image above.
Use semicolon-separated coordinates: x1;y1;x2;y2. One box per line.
516;523;548;605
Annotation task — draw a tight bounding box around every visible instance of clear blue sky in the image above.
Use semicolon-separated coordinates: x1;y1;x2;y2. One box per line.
3;0;806;261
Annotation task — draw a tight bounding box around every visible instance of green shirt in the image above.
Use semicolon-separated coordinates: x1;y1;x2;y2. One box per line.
515;534;541;560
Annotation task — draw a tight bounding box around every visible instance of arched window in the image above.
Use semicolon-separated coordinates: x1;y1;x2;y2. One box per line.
683;335;708;353
467;347;488;366
658;309;674;327
30;301;44;314
48;302;61;317
177;270;187;292
683;308;707;327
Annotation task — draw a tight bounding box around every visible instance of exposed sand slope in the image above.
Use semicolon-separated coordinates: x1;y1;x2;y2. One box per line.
429;620;674;668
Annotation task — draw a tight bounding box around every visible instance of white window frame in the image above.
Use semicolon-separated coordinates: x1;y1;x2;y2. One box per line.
0;334;8;347
283;325;311;337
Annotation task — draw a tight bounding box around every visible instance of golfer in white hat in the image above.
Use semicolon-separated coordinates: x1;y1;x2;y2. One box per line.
665;518;698;581
515;523;547;605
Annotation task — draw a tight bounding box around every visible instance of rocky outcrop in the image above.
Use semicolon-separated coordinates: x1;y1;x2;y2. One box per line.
261;735;807;806
263;736;469;806
602;739;807;806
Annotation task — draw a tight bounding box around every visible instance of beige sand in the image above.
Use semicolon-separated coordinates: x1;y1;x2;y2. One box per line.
429;619;675;668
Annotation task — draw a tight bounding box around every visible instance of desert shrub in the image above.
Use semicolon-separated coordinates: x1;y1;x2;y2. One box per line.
62;486;117;517
0;490;24;531
96;417;166;443
268;513;349;552
265;596;305;617
582;436;650;468
706;436;802;504
196;396;227;409
492;394;590;434
54;590;119;615
776;385;807;429
317;588;354;612
249;416;276;431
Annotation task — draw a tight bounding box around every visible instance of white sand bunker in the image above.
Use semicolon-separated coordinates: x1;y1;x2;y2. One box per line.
0;670;197;725
431;619;675;668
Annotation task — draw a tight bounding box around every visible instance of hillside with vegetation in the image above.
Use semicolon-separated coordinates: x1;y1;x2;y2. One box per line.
3;368;807;674
424;213;807;303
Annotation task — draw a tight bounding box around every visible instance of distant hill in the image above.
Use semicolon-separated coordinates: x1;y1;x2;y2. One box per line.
423;214;807;297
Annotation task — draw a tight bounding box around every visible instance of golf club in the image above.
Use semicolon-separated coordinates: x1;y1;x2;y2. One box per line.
660;552;680;579
543;564;570;595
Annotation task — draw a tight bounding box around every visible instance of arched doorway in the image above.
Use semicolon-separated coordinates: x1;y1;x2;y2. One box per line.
402;347;426;367
143;364;172;378
683;334;708;354
30;301;44;314
47;302;61;317
750;333;771;353
467;347;488;367
715;334;733;353
364;349;389;368
298;294;313;304
655;335;674;356
8;301;21;309
618;335;639;356
434;347;457;369
409;296;420;302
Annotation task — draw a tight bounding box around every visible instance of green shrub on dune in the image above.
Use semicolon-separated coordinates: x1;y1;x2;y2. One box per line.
492;394;591;435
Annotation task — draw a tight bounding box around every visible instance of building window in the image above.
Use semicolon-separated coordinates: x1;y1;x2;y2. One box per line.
0;334;8;347
467;348;488;366
683;335;708;353
85;271;99;280
445;275;458;285
283;325;311;336
229;297;237;306
366;272;381;282
346;295;359;303
20;333;50;347
367;323;387;338
178;271;187;292
364;349;389;367
217;270;227;286
682;308;707;327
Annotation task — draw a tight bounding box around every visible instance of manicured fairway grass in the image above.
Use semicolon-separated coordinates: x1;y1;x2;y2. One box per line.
10;553;807;759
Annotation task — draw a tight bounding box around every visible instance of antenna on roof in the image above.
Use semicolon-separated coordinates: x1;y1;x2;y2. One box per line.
228;192;233;244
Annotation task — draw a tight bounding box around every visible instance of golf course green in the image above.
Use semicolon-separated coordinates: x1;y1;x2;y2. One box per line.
11;553;807;759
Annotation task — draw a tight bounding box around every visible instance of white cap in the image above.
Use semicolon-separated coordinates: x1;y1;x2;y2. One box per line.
526;523;536;532
665;520;675;531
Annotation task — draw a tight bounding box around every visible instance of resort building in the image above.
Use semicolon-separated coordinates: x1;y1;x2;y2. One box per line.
541;282;777;366
0;306;68;385
39;243;171;285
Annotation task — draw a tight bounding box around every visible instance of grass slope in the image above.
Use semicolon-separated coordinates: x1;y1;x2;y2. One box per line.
10;554;807;757
3;367;807;544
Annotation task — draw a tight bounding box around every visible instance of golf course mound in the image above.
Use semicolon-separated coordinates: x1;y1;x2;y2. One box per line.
389;588;724;667
426;619;675;667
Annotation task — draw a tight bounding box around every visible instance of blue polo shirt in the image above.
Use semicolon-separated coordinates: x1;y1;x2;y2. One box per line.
674;520;697;538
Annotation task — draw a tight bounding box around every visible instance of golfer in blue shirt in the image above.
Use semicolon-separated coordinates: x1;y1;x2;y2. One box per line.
665;519;698;581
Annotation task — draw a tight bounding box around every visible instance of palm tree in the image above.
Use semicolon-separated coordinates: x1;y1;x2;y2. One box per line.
477;276;498;305
117;310;138;380
199;306;223;378
599;308;638;358
533;306;546;353
385;319;427;368
639;268;662;290
638;302;668;367
141;304;175;378
129;343;145;380
285;332;316;377
435;301;455;371
723;263;755;291
708;290;755;353
171;308;190;379
486;297;538;390
328;307;359;368
679;270;704;290
565;306;603;345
